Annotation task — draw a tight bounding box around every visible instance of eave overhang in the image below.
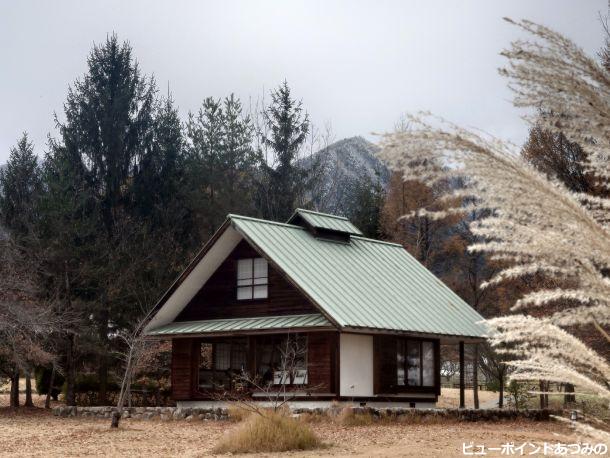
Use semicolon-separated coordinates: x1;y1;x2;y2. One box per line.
146;313;336;338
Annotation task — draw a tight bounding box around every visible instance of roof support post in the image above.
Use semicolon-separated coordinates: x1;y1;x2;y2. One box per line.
473;343;479;409
459;340;465;409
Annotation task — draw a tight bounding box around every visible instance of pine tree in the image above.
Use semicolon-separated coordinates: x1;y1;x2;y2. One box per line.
0;133;41;238
343;168;385;238
221;94;258;214
186;97;228;237
56;34;156;235
132;94;193;245
186;94;258;238
38;144;97;406
257;81;310;221
48;34;157;404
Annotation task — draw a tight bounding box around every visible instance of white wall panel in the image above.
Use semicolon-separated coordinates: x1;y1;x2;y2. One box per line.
339;333;374;397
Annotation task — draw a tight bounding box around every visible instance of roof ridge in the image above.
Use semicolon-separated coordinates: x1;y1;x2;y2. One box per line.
230;213;398;246
293;208;350;221
228;214;305;229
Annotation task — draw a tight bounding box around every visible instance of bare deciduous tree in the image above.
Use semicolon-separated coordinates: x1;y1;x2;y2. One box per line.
0;234;71;408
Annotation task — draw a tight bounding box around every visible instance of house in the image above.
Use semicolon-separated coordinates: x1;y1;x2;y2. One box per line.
144;209;486;407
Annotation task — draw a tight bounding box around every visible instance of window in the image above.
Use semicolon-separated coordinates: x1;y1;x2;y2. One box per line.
257;334;308;386
237;258;268;300
396;339;435;387
198;338;248;390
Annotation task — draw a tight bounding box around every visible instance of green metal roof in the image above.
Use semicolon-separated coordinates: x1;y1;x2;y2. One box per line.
288;208;363;235
230;215;486;338
147;313;332;336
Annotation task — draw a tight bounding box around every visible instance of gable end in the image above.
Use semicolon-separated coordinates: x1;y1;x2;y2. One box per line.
175;239;319;321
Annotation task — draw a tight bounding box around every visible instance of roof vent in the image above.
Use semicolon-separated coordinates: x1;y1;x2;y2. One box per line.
287;209;362;242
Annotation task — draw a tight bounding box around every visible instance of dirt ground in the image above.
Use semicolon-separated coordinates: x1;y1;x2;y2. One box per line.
0;395;582;458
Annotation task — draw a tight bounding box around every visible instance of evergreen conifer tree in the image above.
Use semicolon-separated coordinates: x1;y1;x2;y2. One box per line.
47;34;159;404
257;81;310;221
0;133;41;238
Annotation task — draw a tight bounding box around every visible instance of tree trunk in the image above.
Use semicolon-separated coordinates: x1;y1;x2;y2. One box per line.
10;368;20;408
498;374;504;409
459;341;465;409
98;307;110;406
110;410;121;428
472;344;479;409
111;341;133;428
65;334;76;406
25;369;34;407
98;353;108;405
564;383;575;405
64;263;76;406
45;366;56;409
539;380;549;409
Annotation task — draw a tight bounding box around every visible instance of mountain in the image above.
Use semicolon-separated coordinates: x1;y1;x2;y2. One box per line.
301;136;390;215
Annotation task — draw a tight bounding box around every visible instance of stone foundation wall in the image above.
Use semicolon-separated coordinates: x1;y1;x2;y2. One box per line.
53;406;229;421
53;405;559;422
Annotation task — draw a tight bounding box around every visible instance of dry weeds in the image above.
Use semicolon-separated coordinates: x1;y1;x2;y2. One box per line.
213;411;321;454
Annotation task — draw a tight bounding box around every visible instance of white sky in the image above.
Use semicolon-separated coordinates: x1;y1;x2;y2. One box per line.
0;0;606;163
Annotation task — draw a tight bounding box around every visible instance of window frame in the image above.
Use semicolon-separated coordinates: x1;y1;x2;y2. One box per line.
395;338;437;391
256;334;309;386
236;257;269;301
197;337;249;392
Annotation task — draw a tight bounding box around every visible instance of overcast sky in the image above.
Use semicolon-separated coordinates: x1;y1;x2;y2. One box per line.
0;0;606;163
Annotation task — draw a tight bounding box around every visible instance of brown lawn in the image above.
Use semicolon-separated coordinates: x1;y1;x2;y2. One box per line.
0;396;580;458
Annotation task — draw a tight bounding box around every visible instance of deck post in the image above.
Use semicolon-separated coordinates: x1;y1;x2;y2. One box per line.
473;343;479;409
459;340;465;409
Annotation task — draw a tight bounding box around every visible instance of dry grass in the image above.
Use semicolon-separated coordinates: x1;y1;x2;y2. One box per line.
298;411;327;424
336;407;374;427
437;388;500;409
213;411;322;454
226;404;253;422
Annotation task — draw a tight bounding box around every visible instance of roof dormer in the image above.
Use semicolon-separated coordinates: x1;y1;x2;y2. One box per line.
287;208;362;243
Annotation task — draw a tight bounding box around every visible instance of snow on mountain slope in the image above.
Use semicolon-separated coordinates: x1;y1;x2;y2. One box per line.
300;136;389;214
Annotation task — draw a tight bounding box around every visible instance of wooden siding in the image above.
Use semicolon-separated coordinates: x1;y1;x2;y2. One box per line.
176;240;318;321
171;338;197;400
171;332;338;400
307;332;338;392
172;333;438;400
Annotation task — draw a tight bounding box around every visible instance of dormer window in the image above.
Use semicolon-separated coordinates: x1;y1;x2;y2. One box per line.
237;258;268;300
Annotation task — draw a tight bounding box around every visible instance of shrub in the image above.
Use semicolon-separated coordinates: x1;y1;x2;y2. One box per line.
337;407;374;426
213;411;321;454
506;380;533;410
71;373;120;393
